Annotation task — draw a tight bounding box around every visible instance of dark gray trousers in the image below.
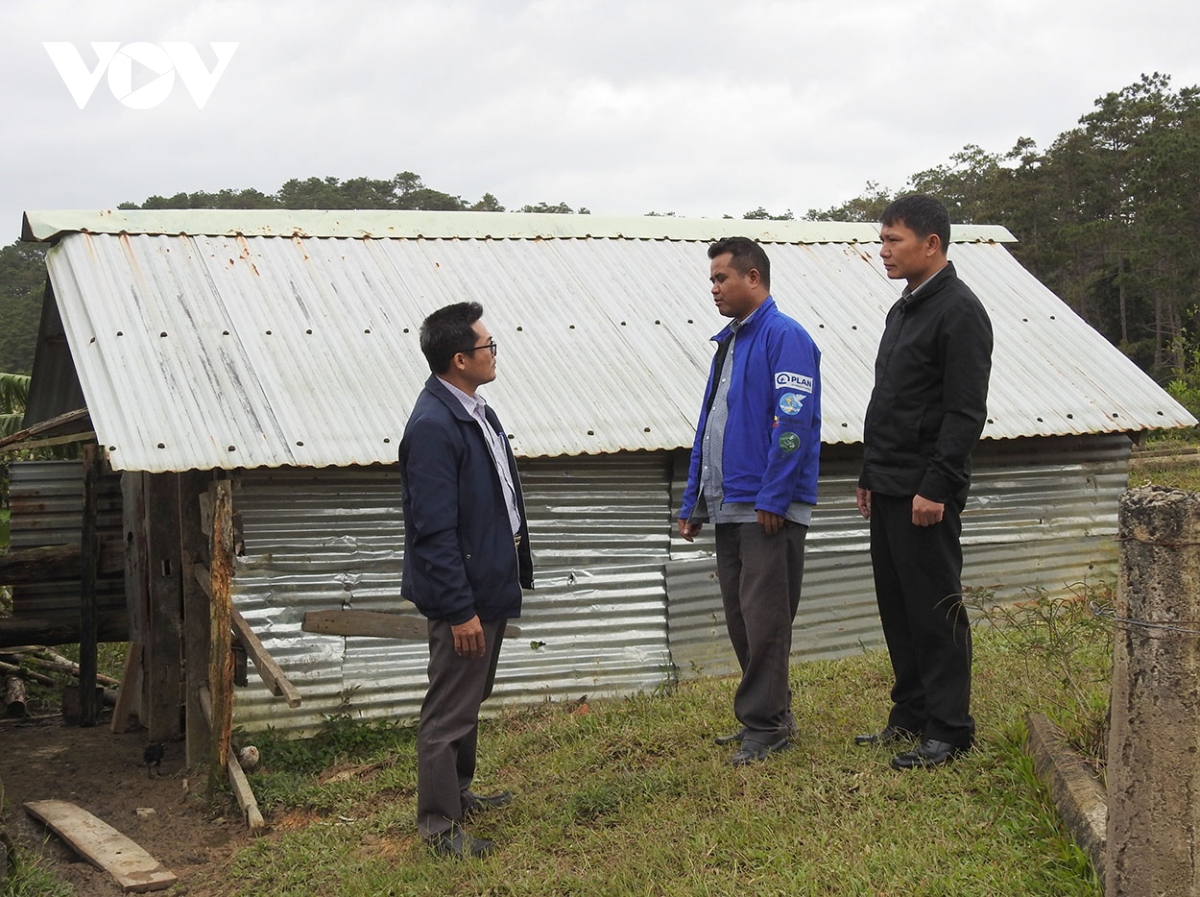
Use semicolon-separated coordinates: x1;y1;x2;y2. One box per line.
715;521;807;742
416;617;506;838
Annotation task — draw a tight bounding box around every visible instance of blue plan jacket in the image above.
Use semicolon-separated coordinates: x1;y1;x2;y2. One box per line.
680;296;822;520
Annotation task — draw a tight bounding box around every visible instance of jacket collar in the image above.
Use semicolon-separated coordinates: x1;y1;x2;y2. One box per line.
424;374;477;423
712;295;776;342
901;262;956;311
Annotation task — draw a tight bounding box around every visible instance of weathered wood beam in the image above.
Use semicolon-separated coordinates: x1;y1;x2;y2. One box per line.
78;445;100;727
197;685;264;832
302;608;521;640
0;613;128;649
230;608;301;708
145;473;183;743
0;408;89;450
0;431;97;454
207;481;234;788
0;543;123;586
179;469;212;767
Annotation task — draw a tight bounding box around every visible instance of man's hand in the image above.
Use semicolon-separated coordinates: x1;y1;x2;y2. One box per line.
856;487;872;520
678;518;703;542
757;509;784;535
912;494;944;527
451;615;486;658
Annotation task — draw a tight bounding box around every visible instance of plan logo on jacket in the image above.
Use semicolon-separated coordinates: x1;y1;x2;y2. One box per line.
44;42;239;109
774;372;813;393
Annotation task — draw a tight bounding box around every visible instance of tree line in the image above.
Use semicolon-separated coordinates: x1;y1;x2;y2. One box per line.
2;74;1199;413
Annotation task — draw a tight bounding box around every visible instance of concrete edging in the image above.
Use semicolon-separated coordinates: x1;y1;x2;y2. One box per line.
1024;711;1106;883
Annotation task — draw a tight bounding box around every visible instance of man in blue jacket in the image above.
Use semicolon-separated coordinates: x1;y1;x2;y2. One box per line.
678;237;822;766
400;301;533;857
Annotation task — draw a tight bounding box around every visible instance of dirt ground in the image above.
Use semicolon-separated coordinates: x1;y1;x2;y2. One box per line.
0;705;254;896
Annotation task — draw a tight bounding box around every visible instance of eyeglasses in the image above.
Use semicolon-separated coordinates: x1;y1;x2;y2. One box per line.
461;340;498;357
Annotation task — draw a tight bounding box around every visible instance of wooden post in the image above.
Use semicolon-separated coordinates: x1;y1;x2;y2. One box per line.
145;473;183;743
78;444;100;726
122;472;150;726
178;470;212;766
207;480;235;790
1108;486;1200;895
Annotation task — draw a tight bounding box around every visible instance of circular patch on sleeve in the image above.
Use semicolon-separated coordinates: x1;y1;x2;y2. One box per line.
778;393;805;416
778;432;800;453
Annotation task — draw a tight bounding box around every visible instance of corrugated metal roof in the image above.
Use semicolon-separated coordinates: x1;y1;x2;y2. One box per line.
27;211;1193;473
21;209;1016;244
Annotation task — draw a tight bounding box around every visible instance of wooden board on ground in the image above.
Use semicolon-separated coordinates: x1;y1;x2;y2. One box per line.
302;609;521;639
23;799;177;892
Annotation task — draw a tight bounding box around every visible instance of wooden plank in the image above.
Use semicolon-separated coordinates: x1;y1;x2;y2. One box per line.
226;753;265;831
110;642;143;734
302;609;521;640
78;445;100;727
208;481;234;786
198;686;264;832
0;431;97;454
145;473;183;743
24;799;177;892
230;607;302;708
0;407;89;450
0;542;122;586
0;612;128;649
178;470;212;767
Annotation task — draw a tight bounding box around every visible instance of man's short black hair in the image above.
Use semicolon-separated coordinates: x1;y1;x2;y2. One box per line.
881;194;951;255
420;301;483;374
708;236;771;292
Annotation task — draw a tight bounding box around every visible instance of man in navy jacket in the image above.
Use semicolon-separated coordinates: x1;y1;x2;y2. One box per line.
678;237;822;766
400;301;533;857
855;195;992;770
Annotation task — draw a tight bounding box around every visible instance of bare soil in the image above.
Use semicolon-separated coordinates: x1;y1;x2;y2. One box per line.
0;706;254;896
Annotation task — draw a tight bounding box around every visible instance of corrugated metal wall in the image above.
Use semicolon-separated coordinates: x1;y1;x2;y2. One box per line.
666;433;1128;677
229;434;1127;733
8;460;124;620
230;454;673;732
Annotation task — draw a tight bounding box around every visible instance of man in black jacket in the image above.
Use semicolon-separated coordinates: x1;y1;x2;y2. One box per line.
854;195;993;770
400;301;534;856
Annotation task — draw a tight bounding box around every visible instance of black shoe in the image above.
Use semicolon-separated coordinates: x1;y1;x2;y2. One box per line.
714;727;748;746
427;825;496;859
854;725;919;747
890;738;968;770
462;790;513;818
729;737;792;767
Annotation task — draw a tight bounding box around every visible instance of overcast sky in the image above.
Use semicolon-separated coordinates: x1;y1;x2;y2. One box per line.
4;1;1200;244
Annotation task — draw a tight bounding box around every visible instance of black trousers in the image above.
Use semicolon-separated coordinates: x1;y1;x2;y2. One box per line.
416;617;506;838
714;521;807;742
870;493;974;748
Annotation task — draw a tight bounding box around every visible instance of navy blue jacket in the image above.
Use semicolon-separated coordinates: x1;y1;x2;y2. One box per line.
399;376;533;624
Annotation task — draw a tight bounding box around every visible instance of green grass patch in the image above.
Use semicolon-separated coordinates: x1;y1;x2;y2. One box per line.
206;594;1108;897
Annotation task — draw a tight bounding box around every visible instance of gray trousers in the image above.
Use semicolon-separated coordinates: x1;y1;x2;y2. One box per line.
715;521;807;742
416;617;506;838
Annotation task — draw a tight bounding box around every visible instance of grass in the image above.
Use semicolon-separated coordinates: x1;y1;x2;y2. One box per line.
192;592;1108;897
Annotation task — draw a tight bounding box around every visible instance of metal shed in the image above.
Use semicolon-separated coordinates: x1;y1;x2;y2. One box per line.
11;209;1193;740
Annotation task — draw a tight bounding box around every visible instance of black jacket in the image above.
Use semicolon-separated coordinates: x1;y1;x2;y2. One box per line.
859;262;993;504
399;376;533;624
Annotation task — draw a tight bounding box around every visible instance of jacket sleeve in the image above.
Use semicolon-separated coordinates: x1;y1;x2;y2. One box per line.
918;296;993;502
679;357;718;521
400;415;476;624
756;323;820;515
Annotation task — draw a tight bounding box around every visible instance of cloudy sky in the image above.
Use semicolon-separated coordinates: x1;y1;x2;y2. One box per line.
4;1;1200;243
